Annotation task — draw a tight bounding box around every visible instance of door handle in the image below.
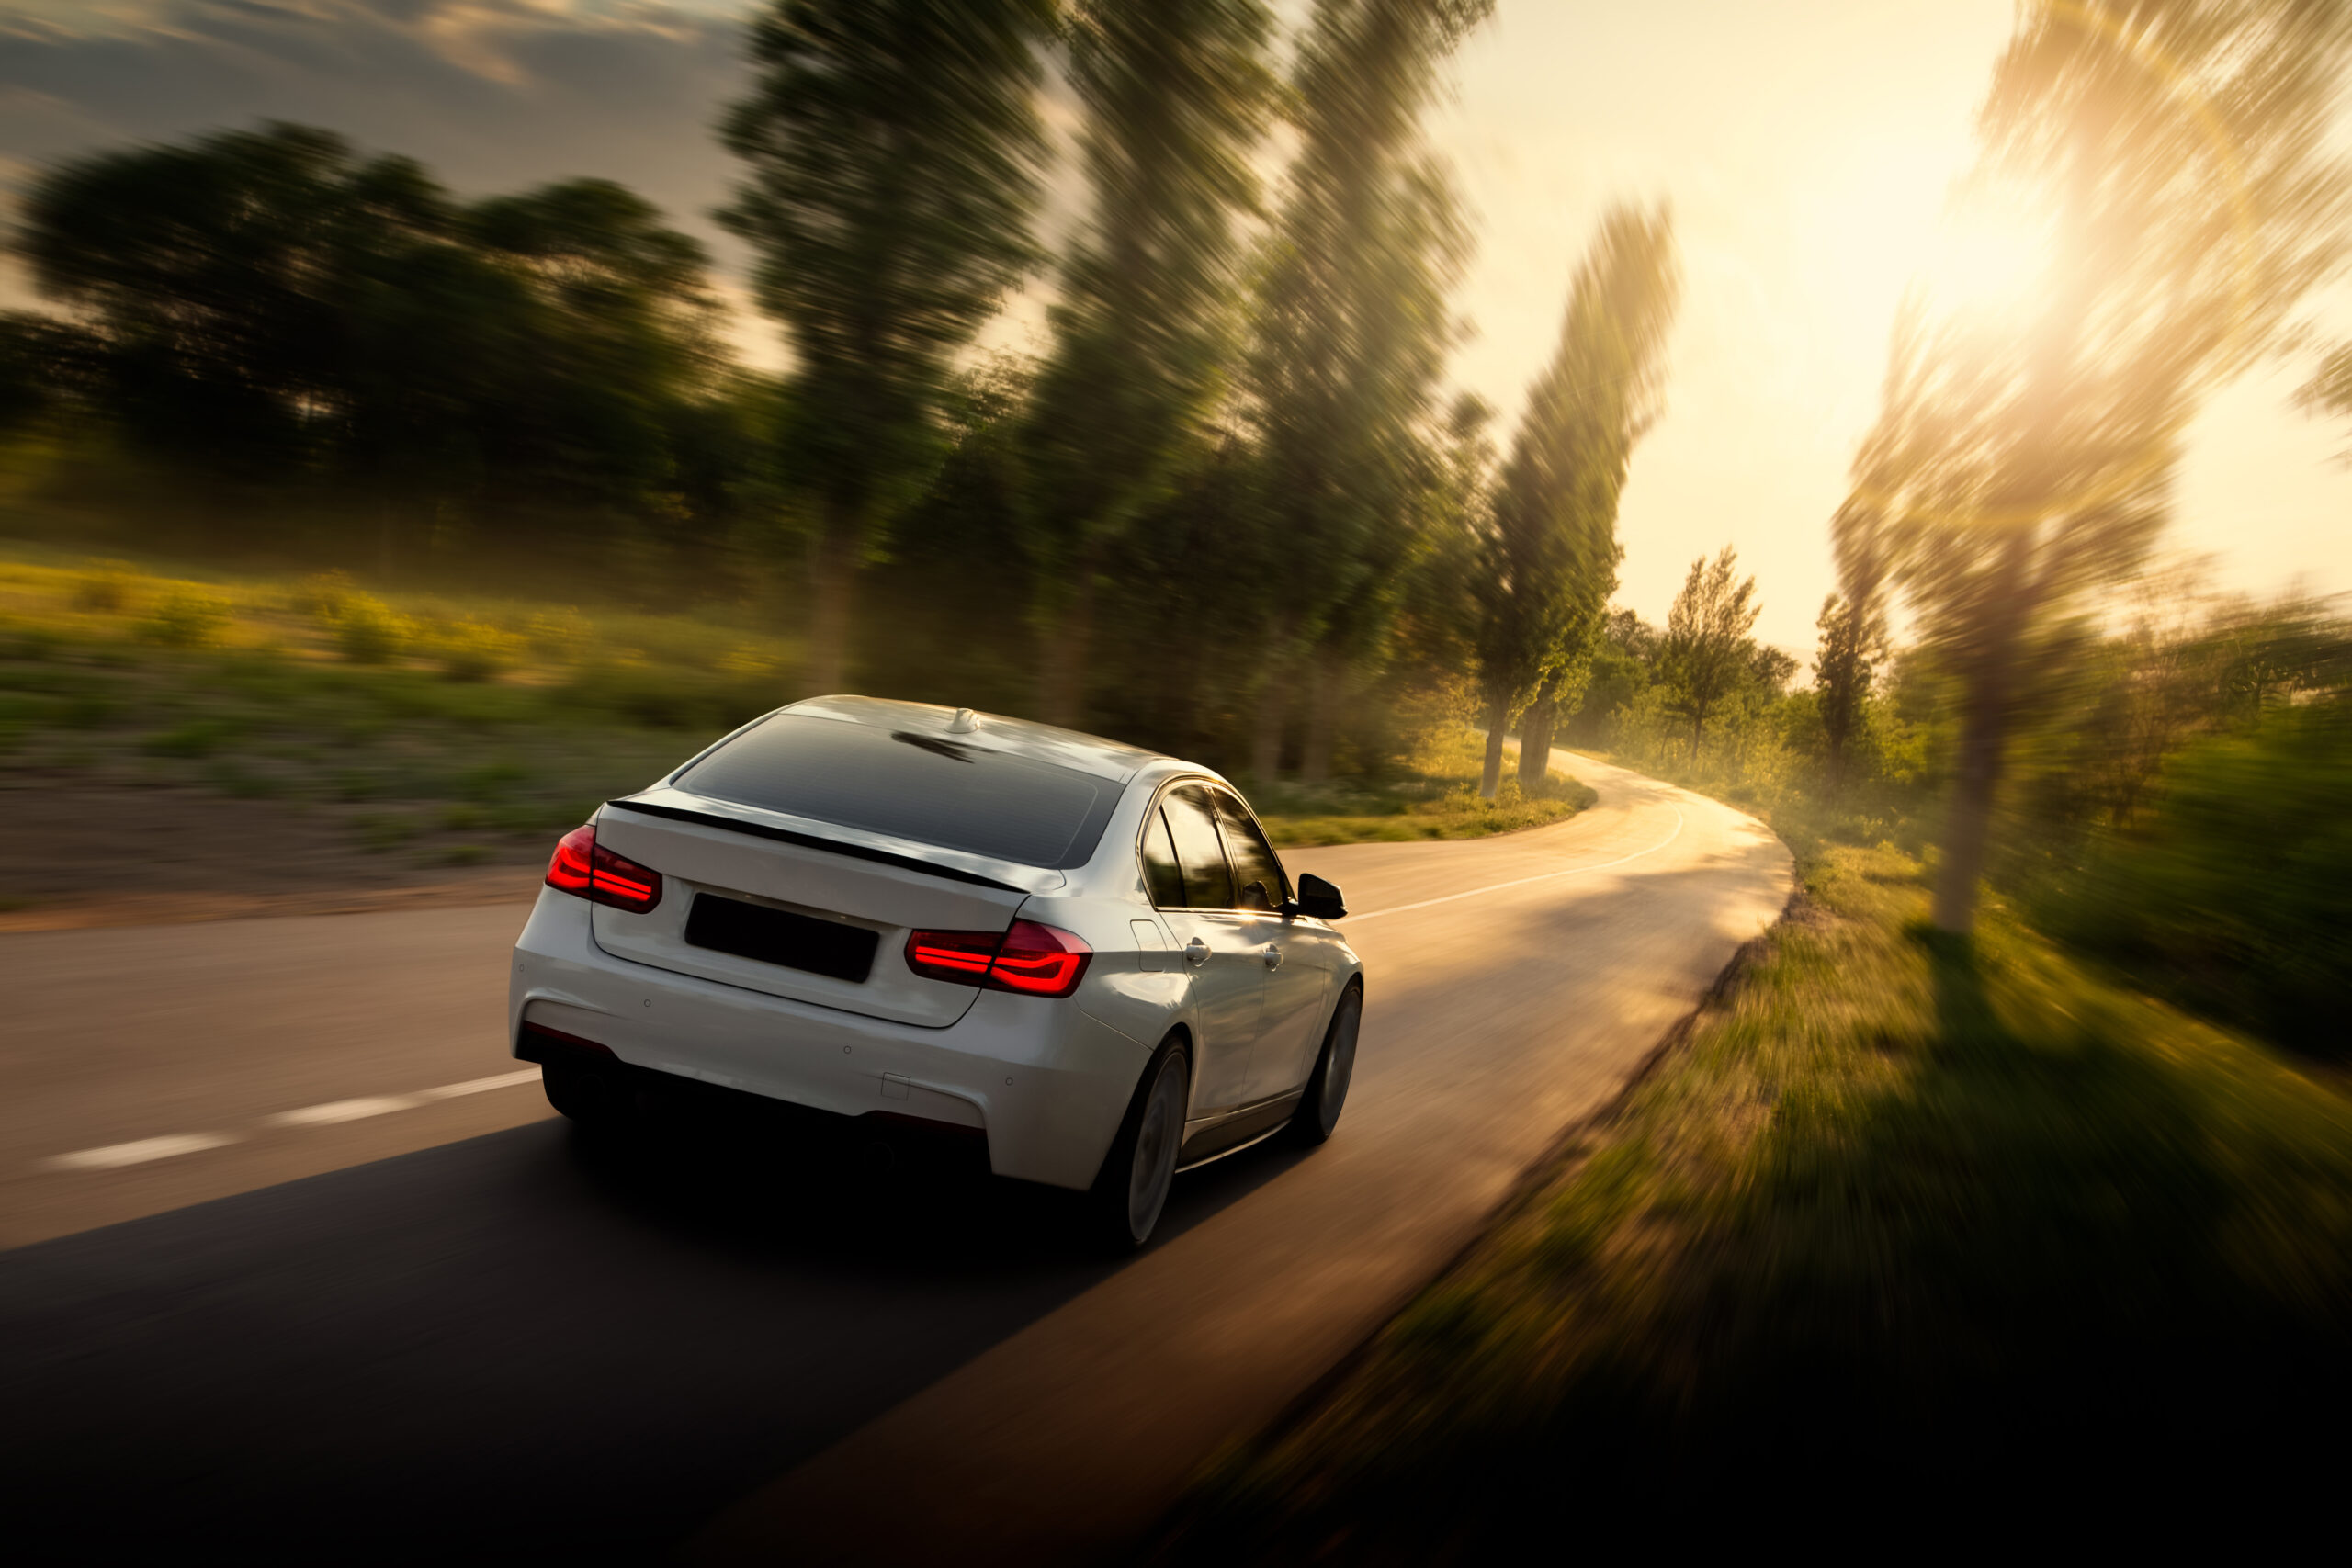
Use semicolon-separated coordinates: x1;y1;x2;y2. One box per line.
1263;944;1283;970
1184;937;1209;966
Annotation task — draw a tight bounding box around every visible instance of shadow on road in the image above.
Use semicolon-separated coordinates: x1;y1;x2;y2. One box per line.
0;1098;1306;1562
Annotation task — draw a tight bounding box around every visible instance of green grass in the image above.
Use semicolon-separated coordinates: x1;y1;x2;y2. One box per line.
3;549;1599;863
0;549;803;856
1160;836;2352;1554
1254;729;1597;847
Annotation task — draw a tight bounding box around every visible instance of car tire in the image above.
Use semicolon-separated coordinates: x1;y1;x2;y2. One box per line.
1286;980;1362;1146
542;1057;632;1132
1087;1034;1190;1253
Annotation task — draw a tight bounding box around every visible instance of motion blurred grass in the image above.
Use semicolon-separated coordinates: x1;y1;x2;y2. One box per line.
0;549;803;862
1252;729;1596;848
2;549;1596;865
1160;828;2352;1555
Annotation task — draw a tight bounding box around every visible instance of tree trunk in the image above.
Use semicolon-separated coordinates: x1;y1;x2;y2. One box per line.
1035;562;1097;729
1517;694;1555;791
1250;675;1286;782
1300;649;1344;784
1932;534;2033;935
1933;670;2011;934
805;525;857;695
1479;695;1508;800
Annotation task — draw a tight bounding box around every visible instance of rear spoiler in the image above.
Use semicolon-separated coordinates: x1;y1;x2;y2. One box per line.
601;798;1027;893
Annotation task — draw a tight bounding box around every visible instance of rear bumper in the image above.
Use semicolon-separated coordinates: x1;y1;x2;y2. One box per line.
508;889;1147;1190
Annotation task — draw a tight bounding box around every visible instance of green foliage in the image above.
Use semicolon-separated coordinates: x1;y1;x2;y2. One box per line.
1246;0;1493;772
720;0;1056;685
326;594;410;664
135;590;232;649
428;619;525;682
1472;203;1679;792
71;560;137;614
2050;704;2352;1059
17;121;744;542
1017;0;1273;724
141;717;237;758
1656;546;1760;752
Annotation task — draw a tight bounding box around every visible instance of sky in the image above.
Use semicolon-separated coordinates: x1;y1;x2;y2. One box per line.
2;0;2346;658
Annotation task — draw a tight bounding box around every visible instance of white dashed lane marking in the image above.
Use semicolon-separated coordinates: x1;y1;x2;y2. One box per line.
36;1066;543;1173
42;1134;242;1171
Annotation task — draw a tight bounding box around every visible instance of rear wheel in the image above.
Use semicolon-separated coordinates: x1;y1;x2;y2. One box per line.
1087;1036;1190;1252
1287;980;1362;1146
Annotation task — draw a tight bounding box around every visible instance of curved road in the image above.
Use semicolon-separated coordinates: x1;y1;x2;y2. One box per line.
0;750;1788;1562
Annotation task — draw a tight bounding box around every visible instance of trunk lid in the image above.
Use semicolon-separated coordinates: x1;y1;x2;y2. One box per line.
589;795;1041;1029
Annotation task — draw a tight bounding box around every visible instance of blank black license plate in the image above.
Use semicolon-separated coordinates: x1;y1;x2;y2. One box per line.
684;893;878;983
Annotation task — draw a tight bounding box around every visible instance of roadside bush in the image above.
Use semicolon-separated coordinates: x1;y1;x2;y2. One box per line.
561;661;778;732
429;618;525;682
71;560;139;614
287;570;356;620
141;717;237;758
326;593;410;663
2048;702;2352;1059
136;590;232;649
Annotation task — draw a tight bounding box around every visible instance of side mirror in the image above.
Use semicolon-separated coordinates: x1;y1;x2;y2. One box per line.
1290;872;1346;921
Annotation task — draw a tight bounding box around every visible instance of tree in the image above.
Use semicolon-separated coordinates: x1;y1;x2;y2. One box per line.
1472;203;1681;797
21;123;448;485
1657;546;1761;757
1018;0;1272;728
1813;588;1889;791
720;0;1054;694
1247;0;1491;781
18;123;729;560
1835;0;2352;934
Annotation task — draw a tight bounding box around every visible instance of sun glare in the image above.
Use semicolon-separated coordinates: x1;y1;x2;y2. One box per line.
1916;182;2060;319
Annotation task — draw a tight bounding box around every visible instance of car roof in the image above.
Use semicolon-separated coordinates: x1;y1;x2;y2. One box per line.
781;695;1175;784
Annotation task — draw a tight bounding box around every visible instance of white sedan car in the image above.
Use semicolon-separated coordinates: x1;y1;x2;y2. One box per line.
509;695;1362;1248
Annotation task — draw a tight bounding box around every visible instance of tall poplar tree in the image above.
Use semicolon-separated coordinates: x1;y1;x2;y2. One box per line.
720;0;1054;694
1472;203;1680;798
1247;0;1491;781
1020;0;1273;728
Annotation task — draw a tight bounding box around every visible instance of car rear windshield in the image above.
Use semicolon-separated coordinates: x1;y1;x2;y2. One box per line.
673;715;1122;870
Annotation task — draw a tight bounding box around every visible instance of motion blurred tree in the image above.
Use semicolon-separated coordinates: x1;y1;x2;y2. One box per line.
721;0;1054;693
1472;203;1681;798
1835;0;2352;934
1019;0;1273;728
1657;546;1761;759
18;122;729;561
21;123;444;484
469;181;722;507
1813;586;1889;792
1247;0;1491;781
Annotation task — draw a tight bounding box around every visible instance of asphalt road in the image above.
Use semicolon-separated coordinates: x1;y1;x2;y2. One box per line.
0;750;1789;1562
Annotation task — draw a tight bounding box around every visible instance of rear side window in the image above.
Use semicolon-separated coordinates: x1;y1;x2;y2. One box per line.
1141;809;1187;908
675;715;1120;869
1213;791;1288;911
1161;786;1235;908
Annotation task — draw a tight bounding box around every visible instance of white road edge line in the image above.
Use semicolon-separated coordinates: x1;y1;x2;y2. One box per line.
1346;807;1687;924
36;1066;544;1173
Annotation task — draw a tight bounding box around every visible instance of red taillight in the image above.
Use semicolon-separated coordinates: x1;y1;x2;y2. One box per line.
544;823;662;914
905;919;1092;998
